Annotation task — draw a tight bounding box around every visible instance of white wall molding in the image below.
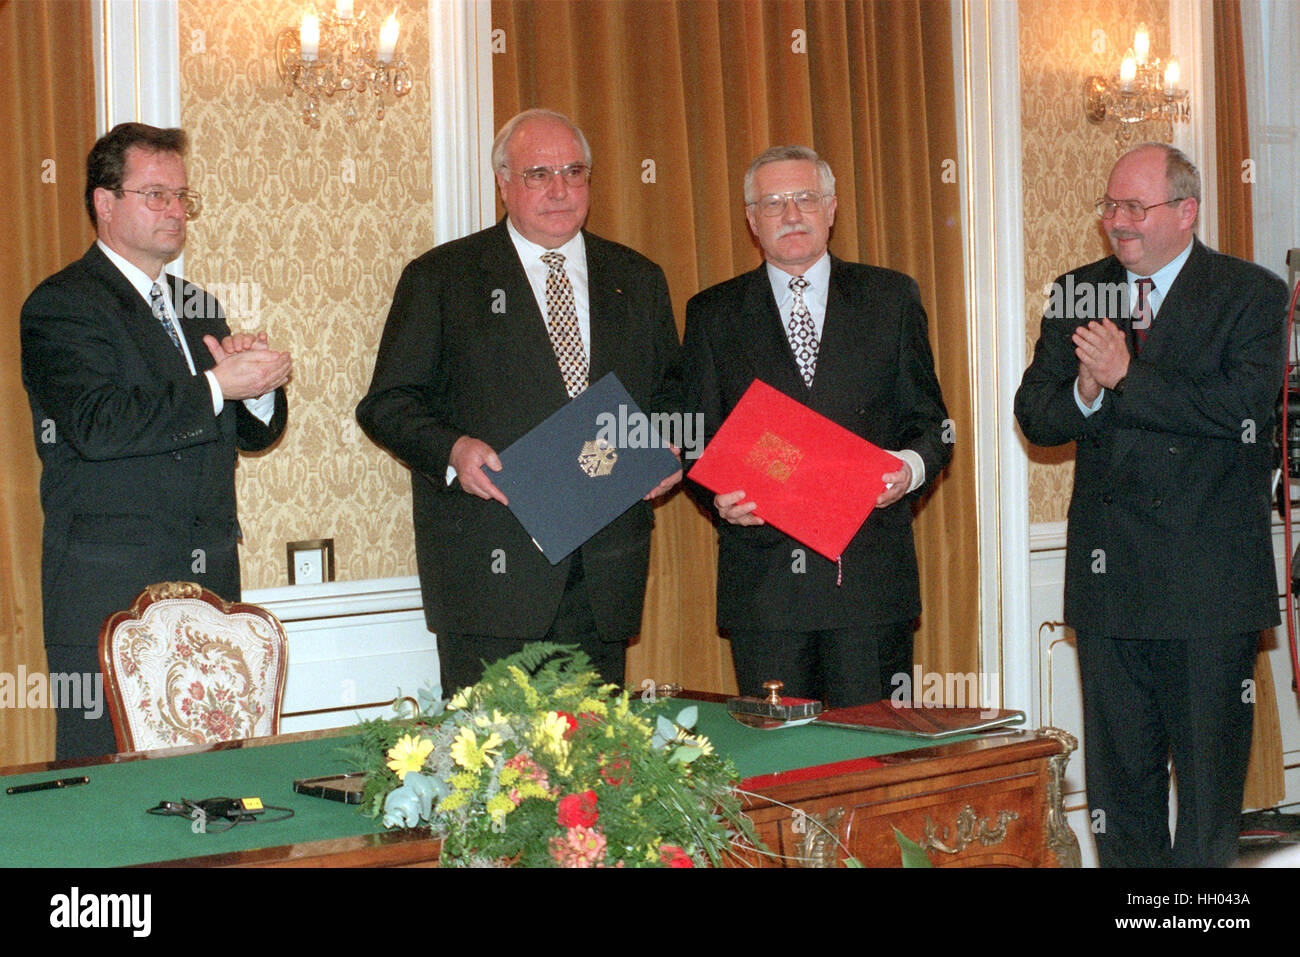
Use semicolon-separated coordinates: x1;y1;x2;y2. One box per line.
953;0;1031;712
427;0;496;244
90;0;181;134
244;575;422;622
1174;0;1216;248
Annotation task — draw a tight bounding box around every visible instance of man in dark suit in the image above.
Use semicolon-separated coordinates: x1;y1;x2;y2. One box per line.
20;123;290;759
682;145;951;708
356;109;681;695
1015;143;1288;867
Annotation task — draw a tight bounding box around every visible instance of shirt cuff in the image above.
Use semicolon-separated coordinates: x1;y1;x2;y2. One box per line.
1073;377;1104;417
892;449;926;493
243;391;276;425
205;370;224;416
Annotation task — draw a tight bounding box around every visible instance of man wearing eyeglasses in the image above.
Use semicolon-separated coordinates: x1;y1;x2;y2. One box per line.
682;145;951;708
357;109;681;694
19;122;290;759
1016;143;1288;867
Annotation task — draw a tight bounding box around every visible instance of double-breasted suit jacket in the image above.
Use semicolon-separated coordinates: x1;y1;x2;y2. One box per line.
1015;239;1288;641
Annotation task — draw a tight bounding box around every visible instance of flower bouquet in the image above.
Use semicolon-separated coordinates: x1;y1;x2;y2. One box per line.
348;643;763;867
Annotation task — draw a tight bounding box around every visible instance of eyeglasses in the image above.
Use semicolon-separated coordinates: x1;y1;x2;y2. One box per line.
1094;197;1185;222
747;190;831;217
503;164;592;190
116;187;203;219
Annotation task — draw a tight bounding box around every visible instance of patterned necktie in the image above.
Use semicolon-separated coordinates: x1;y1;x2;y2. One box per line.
150;282;184;354
540;251;588;398
788;275;819;387
1133;277;1155;352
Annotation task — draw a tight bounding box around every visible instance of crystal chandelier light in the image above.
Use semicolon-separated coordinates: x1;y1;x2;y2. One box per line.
1082;22;1190;148
275;0;412;129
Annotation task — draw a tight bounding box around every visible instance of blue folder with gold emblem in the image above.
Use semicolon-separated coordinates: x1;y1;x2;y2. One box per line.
487;372;681;564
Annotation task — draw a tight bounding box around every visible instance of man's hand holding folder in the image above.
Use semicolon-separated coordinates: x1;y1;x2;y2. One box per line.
689;379;905;562
714;453;911;526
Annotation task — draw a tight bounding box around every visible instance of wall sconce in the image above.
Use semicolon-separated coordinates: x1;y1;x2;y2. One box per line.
276;1;412;129
1083;22;1189;147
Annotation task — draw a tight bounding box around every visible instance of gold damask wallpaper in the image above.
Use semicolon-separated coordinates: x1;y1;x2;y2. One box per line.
178;0;432;587
1019;0;1168;524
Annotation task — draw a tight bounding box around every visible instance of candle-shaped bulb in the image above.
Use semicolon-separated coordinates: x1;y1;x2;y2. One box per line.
1164;56;1180;89
1134;23;1150;64
1120;50;1137;89
377;12;399;62
300;13;320;61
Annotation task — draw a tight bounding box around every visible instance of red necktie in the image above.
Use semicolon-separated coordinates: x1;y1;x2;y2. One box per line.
1133;278;1155;352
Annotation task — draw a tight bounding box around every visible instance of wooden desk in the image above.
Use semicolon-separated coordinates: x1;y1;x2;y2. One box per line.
0;700;1079;868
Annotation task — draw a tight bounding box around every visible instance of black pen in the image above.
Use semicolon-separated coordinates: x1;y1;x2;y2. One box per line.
6;776;89;795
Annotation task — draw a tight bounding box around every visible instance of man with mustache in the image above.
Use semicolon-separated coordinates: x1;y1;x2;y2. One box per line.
1016;143;1289;866
682;145;951;707
357;109;682;694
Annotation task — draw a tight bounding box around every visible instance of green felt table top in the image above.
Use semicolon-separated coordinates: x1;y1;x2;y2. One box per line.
0;700;954;867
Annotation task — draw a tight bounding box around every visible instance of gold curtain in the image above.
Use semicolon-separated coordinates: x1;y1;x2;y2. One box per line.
492;0;978;696
1213;0;1253;260
0;0;97;765
1212;0;1283;809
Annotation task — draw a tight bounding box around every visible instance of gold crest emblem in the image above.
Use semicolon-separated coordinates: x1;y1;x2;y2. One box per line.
745;430;802;483
578;438;618;477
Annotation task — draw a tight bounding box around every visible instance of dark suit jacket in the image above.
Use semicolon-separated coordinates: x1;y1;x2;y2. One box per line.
355;220;682;640
20;243;288;650
1014;239;1288;640
682;256;951;631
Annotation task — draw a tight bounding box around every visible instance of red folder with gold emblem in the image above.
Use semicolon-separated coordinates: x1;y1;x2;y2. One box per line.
688;379;902;561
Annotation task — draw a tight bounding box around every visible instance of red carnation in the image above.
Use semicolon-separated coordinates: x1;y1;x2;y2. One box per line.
556;790;599;828
659;845;694;868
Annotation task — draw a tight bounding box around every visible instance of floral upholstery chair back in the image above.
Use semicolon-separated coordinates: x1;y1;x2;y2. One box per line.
98;582;289;752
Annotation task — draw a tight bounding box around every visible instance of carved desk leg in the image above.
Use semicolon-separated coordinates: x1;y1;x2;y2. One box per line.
1038;726;1082;868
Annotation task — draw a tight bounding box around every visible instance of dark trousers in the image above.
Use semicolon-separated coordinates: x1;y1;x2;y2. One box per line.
437;552;626;696
1076;632;1257;868
726;621;913;708
47;643;117;760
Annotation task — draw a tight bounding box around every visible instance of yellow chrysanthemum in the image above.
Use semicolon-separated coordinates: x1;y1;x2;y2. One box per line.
447;687;471;711
535;711;569;748
450;726;502;771
385;733;434;781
